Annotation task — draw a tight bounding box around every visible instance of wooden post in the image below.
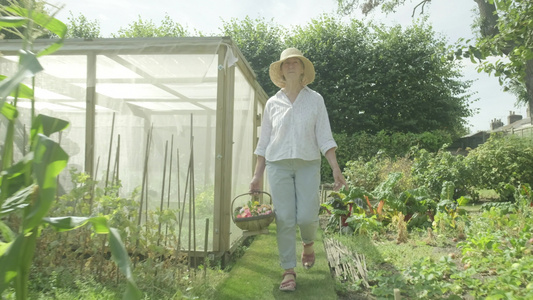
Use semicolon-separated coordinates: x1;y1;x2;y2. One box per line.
394;288;401;300
84;53;96;178
213;40;235;256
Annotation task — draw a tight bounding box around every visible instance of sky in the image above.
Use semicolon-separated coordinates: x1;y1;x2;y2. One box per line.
51;0;527;133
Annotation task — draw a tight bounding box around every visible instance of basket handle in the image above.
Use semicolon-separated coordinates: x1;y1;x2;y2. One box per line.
231;191;272;223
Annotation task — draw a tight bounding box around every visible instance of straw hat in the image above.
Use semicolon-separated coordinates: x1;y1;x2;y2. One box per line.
269;48;315;88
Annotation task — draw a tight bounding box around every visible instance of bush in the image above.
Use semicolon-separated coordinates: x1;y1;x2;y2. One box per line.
321;130;451;183
466;134;533;201
343;154;415;194
410;146;476;200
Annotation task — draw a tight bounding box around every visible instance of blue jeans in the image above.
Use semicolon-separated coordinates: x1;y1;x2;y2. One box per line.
266;159;321;269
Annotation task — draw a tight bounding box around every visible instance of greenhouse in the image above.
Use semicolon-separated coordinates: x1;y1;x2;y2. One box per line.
0;36;269;259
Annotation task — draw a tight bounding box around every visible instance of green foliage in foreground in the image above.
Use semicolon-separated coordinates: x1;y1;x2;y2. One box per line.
0;3;140;299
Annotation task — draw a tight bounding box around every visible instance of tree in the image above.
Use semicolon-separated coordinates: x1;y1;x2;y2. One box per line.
219;15;474;136
335;0;533;123
220;16;285;97
470;0;533;123
65;11;101;39
286;16;474;136
112;14;188;38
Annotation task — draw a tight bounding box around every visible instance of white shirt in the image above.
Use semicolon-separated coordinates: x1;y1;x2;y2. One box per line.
254;86;337;162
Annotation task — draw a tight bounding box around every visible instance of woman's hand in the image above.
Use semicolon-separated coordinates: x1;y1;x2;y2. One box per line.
332;168;347;191
325;147;346;191
250;156;266;193
249;176;262;193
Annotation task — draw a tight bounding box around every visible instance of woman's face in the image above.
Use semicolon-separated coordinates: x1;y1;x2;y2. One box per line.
281;57;304;81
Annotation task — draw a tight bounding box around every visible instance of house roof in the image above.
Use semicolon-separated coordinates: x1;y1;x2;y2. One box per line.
491;117;533;133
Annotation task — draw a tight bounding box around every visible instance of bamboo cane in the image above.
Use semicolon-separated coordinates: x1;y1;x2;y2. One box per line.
165;135;174;246
113;135;121;285
157;140;169;246
177;149;190;251
203;218;209;279
97;114;115;277
22;124;26;156
188;154;192;271
137;125;153;252
104;112;115;193
191;135;197;268
187;114;196;272
90;156;100;215
175;148;181;249
56;131;62;201
113;135;121;195
145;126;153;236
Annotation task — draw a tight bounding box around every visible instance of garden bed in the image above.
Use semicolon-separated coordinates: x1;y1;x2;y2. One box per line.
321;200;533;299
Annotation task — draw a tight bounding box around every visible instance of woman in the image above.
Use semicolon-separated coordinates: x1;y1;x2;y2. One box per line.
249;48;346;292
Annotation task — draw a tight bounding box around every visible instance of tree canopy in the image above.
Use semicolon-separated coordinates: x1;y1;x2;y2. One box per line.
18;8;476;137
335;0;533;122
112;14;189;38
220;17;284;97
65;12;101;39
223;16;474;136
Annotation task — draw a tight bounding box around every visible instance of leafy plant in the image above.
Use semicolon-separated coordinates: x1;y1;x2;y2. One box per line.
345;210;383;236
433;199;468;235
515;183;533;208
321;188;358;231
391;212;408;243
411;146;477;200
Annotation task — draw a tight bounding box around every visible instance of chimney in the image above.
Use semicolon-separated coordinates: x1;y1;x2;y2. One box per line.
508;111;522;125
491;118;504;130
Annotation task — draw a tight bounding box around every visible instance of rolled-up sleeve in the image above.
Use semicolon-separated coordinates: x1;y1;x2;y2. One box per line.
254;102;272;157
315;95;337;155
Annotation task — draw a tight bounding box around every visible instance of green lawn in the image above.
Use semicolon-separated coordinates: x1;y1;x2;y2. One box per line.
215;224;338;300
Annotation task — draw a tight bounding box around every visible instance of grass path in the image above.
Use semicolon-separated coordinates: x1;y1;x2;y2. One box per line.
215;224;338;300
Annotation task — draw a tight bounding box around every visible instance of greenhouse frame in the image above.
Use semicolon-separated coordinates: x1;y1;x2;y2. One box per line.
0;36;269;259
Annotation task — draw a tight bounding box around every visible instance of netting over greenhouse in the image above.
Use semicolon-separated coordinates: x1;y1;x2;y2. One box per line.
0;37;268;258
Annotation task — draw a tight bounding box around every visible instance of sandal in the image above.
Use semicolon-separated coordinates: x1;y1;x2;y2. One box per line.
279;270;296;292
302;242;315;269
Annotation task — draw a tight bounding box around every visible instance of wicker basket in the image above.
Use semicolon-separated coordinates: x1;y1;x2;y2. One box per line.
231;191;275;232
